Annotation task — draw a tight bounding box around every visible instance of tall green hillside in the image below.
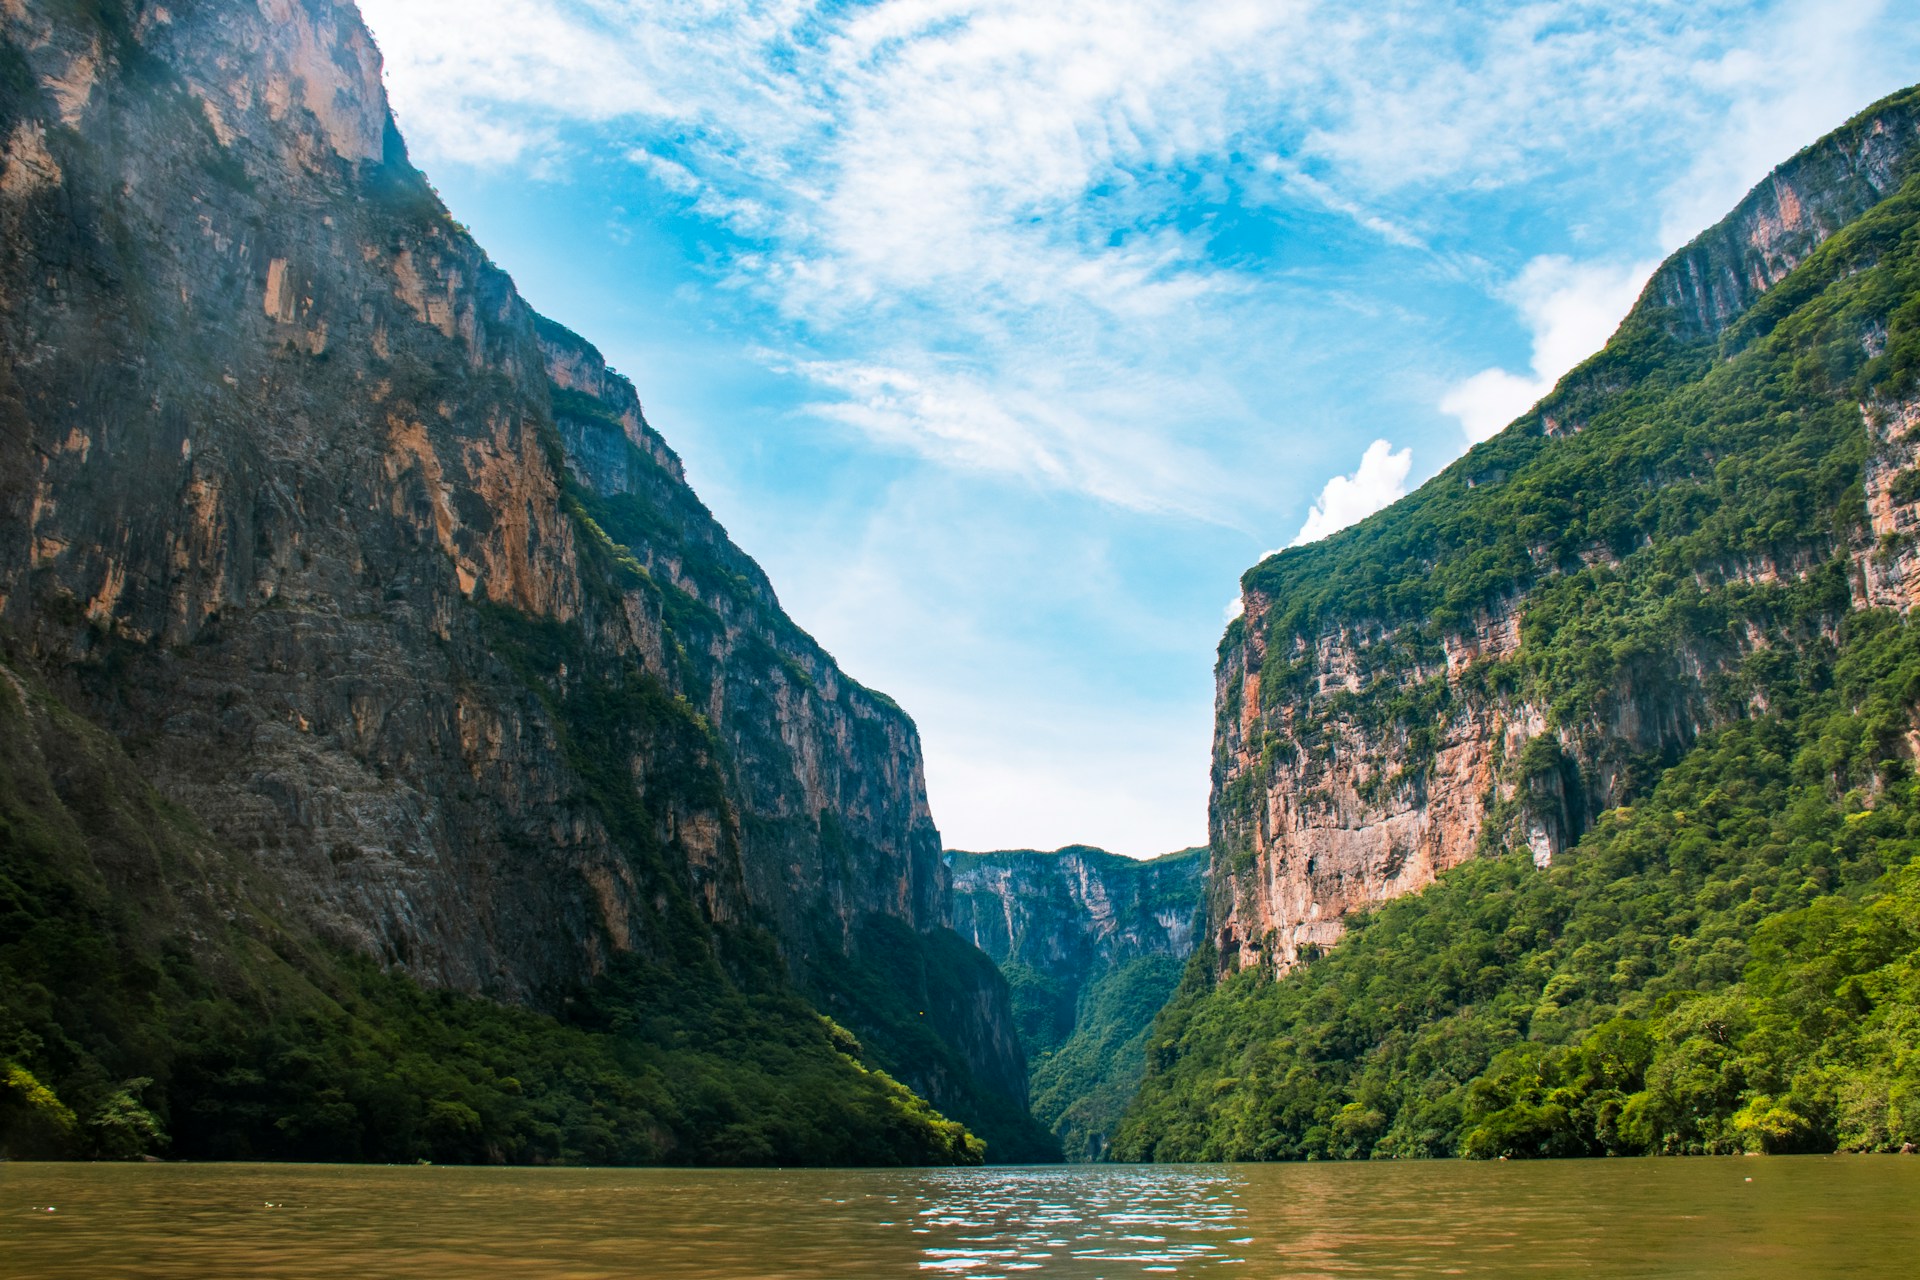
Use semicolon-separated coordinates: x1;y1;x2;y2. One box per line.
1116;86;1920;1161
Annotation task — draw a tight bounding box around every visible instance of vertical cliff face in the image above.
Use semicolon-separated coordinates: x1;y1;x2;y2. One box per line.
951;846;1205;982
536;315;948;956
1212;86;1920;974
949;846;1205;1158
0;0;1029;1156
531;316;1039;1151
1646;92;1920;339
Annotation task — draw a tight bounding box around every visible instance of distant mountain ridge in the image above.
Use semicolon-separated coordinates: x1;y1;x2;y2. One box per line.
950;845;1204;1159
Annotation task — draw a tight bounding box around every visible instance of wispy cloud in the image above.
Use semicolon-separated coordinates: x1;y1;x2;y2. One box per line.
358;0;1895;509
785;351;1241;516
1657;0;1899;248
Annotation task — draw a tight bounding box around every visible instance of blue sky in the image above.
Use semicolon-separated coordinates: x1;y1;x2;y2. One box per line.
356;0;1920;857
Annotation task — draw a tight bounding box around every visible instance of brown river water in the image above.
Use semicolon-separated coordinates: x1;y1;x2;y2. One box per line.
2;1156;1915;1278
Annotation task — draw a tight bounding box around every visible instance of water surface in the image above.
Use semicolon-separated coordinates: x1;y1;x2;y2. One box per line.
3;1156;1915;1277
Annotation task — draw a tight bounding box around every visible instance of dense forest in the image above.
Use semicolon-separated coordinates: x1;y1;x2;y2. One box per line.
1119;617;1920;1158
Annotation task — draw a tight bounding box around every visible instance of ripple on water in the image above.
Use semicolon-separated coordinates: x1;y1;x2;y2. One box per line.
903;1166;1247;1278
2;1155;1917;1278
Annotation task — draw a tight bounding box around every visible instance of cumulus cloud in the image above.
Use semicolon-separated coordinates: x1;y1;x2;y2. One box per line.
1440;256;1658;444
1292;439;1413;546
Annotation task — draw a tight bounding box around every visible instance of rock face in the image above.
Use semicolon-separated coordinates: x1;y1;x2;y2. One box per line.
951;846;1205;981
1856;392;1920;613
0;0;1029;1152
1213;87;1920;974
950;845;1205;1158
1647;91;1920;339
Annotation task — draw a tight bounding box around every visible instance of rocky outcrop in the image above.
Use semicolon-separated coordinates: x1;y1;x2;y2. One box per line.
1856;393;1920;612
0;0;1025;1150
1213;86;1920;975
1210;594;1732;970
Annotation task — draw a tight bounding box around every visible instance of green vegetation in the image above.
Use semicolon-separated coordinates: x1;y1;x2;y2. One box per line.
1029;954;1187;1160
0;420;1000;1165
0;647;981;1166
1216;101;1920;832
1116;614;1920;1159
808;914;1063;1164
1117;104;1920;1163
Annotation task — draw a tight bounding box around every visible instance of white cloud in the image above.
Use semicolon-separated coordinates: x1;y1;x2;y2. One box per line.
1224;596;1245;623
1292;439;1413;546
630;150;701;196
356;0;1899;507
786;351;1243;516
1440;255;1658;444
795;360;1073;488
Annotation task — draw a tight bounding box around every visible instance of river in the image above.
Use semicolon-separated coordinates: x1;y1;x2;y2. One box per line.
3;1156;1915;1277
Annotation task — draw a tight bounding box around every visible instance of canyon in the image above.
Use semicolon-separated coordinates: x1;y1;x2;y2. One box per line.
949;845;1204;1159
11;0;1920;1173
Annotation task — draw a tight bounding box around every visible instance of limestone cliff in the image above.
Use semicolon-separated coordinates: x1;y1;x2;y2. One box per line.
950;845;1204;1158
1646;90;1920;339
1213;85;1920;973
0;0;1037;1159
951;846;1204;984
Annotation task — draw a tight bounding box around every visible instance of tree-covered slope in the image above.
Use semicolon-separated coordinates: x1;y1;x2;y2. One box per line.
1116;86;1920;1161
1117;617;1920;1159
1206;86;1920;972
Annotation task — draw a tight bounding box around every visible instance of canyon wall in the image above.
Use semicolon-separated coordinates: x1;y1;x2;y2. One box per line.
949;845;1205;1158
951;845;1204;980
0;0;1034;1154
1211;87;1920;973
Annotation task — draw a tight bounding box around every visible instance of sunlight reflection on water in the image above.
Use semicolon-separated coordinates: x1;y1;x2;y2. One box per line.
906;1165;1245;1275
3;1155;1917;1277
